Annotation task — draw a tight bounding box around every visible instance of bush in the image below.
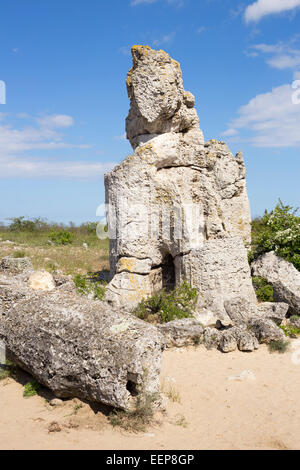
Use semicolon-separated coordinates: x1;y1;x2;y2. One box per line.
73;274;106;301
268;340;290;354
252;276;274;302
23;379;41;398
134;281;198;324
252;200;300;271
280;324;300;338
108;393;158;433
49;230;74;246
8;216;48;232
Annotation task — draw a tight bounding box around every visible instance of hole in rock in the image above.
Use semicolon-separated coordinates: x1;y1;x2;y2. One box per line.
162;254;176;291
126;380;138;396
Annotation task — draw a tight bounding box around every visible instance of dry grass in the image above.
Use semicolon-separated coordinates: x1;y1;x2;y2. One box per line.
0;230;109;276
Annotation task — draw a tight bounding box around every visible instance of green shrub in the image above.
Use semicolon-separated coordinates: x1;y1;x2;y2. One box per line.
23;379;41;398
0;360;16;381
8;216;47;232
49;230;74;246
280;324;300;338
134;281;198;324
252;276;274;302
268;340;290;354
251;200;300;271
73;274;106;301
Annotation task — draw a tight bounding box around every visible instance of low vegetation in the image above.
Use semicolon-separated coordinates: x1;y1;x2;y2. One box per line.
23;379;41;398
280;324;300;338
134;281;198;324
108;393;159;433
250;200;300;271
0;360;16;381
252;276;274;302
268;340;290;354
73;274;107;301
0;216;109;275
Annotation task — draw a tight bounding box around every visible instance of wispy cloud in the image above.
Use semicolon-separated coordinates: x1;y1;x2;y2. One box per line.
248;40;300;70
245;0;300;24
196;26;207;34
222;83;300;147
152;32;175;47
0;114;115;179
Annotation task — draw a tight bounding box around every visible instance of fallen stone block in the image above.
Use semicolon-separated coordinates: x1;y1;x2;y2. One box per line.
1;276;164;410
157;318;203;348
252;252;300;315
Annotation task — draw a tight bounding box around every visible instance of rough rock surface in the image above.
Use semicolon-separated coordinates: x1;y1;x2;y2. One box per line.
105;45;253;313
157;318;203;348
177;239;256;323
224;296;258;326
0;257;33;274
203;328;221;350
219;326;259;353
28;270;56;292
252;252;300;315
0;272;163;410
257;302;289;325
248;318;286;344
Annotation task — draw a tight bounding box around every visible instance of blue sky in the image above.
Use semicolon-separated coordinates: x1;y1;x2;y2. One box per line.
0;0;300;224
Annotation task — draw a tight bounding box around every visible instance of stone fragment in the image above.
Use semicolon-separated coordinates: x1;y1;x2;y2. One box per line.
252;252;300;315
257;302;289;325
157;318;203;348
28;270;56;292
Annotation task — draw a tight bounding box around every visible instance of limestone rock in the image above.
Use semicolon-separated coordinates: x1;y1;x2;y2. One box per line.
0;273;163;410
177;239;256;323
252;252;300;315
224;296;258;326
219;326;258;353
126;46;201;148
257;302;289;325
105;45;252;311
248;318;285;344
219;330;238;353
157;318;203;348
0;257;33;274
203;327;221;350
290;316;300;329
28;270;56;292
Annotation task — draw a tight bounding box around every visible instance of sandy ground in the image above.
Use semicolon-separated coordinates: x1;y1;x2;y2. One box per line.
1;343;300;450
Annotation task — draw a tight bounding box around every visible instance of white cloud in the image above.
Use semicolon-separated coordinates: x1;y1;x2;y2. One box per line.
196;26;207;34
245;0;300;23
248;41;300;70
0;114;115;179
221;128;238;137
37;114;74;129
152;32;175;47
223;83;300;147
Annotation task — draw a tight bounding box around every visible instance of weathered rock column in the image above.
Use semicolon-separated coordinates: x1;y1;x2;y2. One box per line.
105;45;254;322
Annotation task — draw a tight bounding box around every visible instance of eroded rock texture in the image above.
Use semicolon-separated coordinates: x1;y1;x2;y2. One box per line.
105;45;253;321
0;271;163;410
